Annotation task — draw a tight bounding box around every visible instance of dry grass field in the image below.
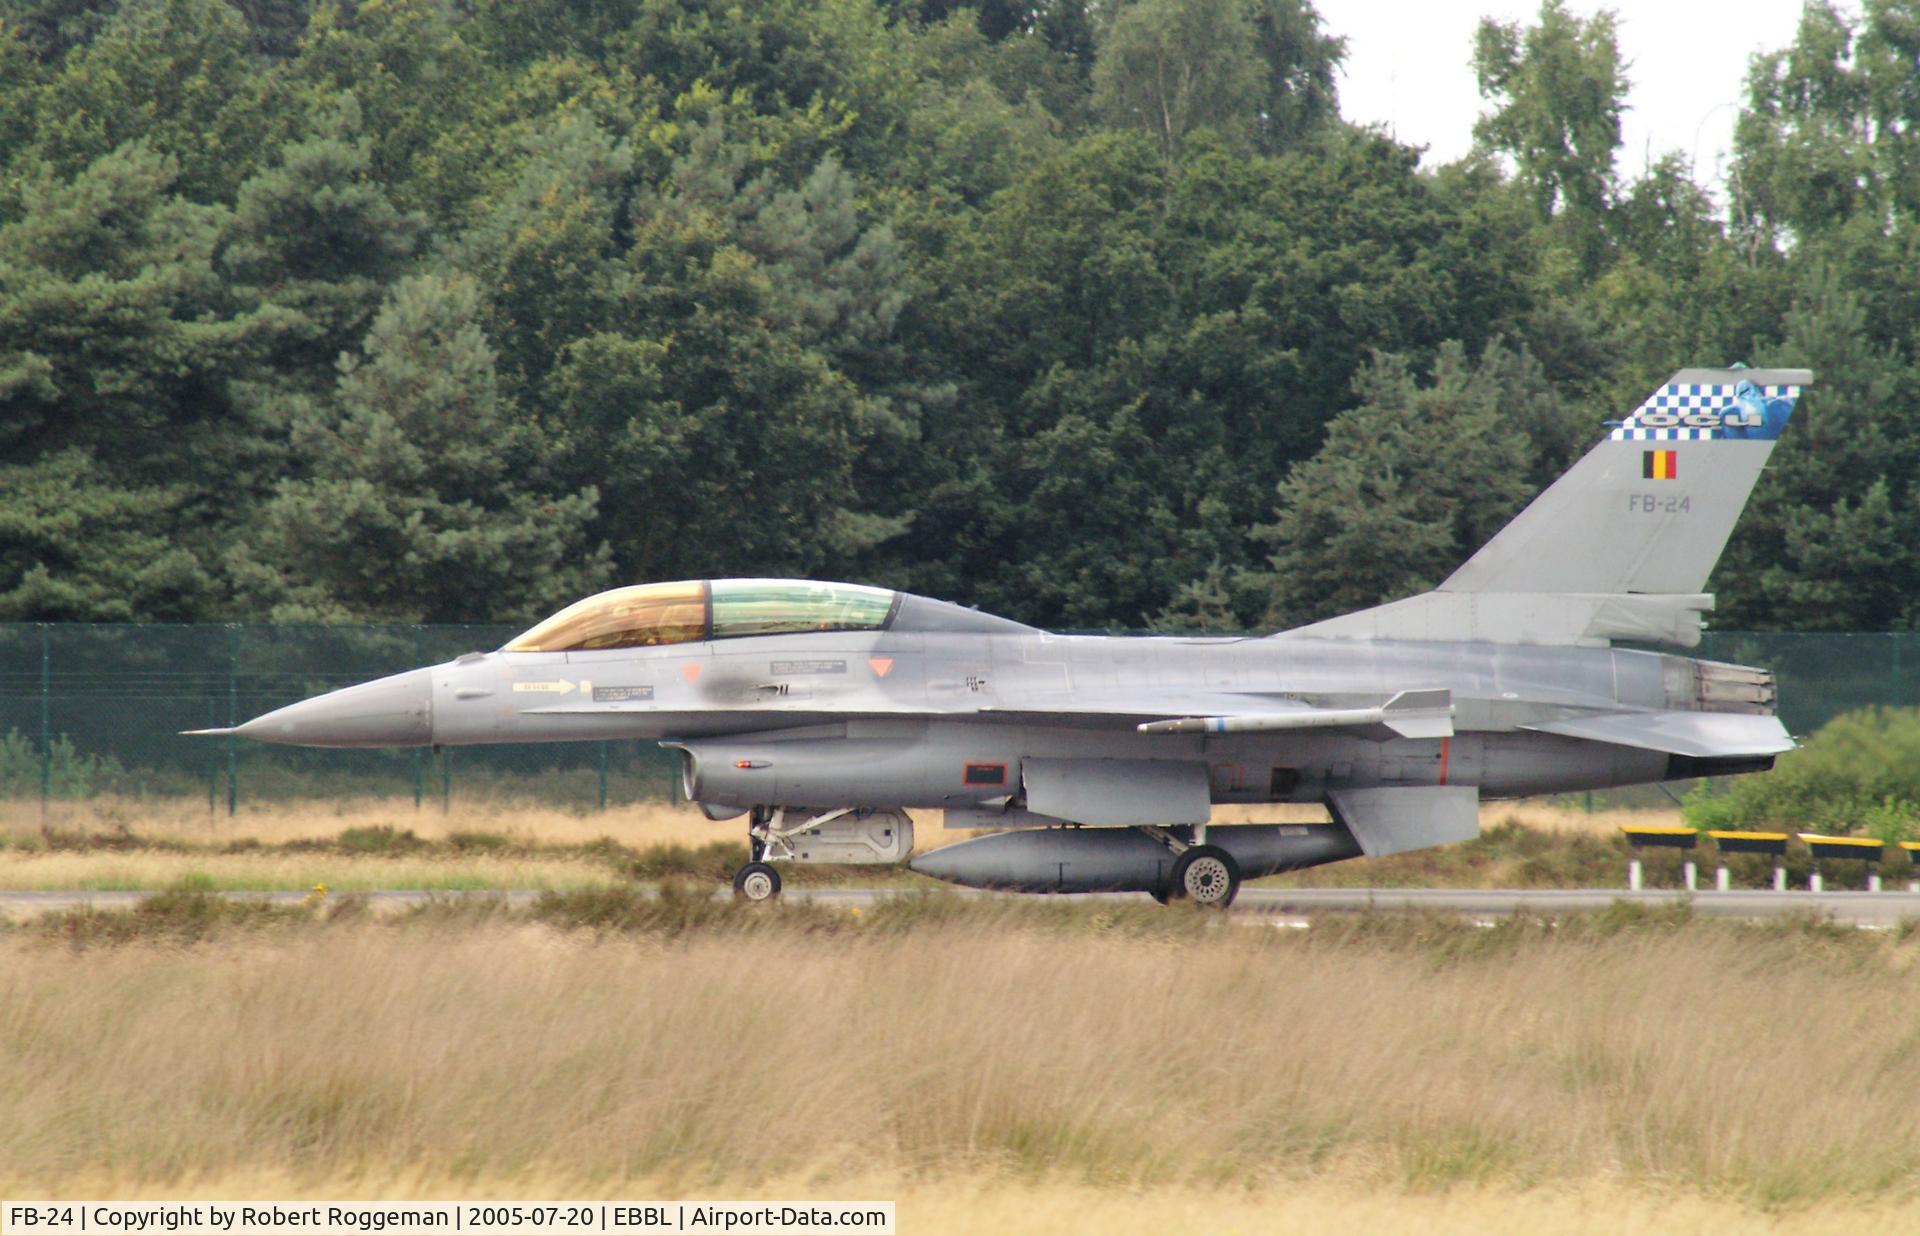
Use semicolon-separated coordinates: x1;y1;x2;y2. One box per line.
0;849;622;892
0;796;1685;892
2;795;728;849
4;799;1898;1232
3;895;1918;1232
5;795;1678;848
0;797;780;892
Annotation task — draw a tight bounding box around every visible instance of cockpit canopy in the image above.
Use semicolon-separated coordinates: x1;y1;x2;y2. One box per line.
502;579;899;653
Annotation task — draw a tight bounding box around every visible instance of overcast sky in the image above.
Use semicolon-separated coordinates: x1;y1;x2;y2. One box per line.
1319;0;1826;190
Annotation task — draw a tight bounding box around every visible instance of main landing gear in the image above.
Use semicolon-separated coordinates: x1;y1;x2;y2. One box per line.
1141;826;1241;908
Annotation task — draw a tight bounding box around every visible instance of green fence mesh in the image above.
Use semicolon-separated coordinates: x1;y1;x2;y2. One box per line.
0;624;1912;811
1694;632;1920;734
0;623;679;810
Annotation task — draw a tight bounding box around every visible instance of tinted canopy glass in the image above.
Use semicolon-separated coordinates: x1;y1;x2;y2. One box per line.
502;582;706;652
502;579;896;652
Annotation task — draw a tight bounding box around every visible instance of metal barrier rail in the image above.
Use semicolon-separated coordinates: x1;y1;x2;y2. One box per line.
1623;826;1918;892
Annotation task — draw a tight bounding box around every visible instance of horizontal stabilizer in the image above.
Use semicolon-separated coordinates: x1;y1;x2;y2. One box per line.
1523;711;1792;758
1326;785;1480;858
1137;689;1453;738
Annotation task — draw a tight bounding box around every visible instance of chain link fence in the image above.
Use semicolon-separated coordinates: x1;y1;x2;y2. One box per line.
0;624;1912;813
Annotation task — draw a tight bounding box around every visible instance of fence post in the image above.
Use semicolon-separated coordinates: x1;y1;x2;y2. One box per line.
226;625;238;816
38;623;50;820
412;626;425;811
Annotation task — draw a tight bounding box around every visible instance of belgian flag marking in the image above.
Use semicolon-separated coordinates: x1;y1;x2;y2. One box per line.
1642;448;1677;480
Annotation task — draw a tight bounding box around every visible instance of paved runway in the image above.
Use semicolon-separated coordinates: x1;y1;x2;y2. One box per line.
5;885;1920;924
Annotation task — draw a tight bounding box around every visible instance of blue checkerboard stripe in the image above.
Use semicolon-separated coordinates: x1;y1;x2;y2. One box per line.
1608;383;1801;440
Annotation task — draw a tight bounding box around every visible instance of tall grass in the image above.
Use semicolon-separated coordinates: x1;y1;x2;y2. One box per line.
6;795;1681;849
0;796;728;849
0;798;1691;893
2;902;1916;1210
0;849;624;892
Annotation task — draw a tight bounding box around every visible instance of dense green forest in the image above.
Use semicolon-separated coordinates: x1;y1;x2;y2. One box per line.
1;0;1916;631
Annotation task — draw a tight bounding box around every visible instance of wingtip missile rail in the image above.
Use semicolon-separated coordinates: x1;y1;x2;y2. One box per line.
1137;689;1454;739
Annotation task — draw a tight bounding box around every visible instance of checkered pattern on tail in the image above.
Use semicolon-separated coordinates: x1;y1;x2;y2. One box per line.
1608;383;1800;441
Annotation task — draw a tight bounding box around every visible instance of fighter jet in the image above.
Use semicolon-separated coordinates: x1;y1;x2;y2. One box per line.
193;366;1808;906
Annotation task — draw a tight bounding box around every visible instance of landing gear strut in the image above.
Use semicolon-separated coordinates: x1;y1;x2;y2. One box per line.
732;806;788;903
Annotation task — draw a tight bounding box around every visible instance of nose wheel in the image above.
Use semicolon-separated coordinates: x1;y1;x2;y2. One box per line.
732;861;782;902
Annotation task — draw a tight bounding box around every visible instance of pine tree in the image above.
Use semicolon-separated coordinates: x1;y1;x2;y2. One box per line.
230;274;610;622
223;97;427;382
1255;344;1540;626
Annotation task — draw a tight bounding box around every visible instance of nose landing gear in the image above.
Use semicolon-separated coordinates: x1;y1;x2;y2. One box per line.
725;806;915;903
732;861;782;902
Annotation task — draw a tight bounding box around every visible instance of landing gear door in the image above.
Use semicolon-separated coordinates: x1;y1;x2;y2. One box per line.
1021;758;1211;826
1326;785;1479;858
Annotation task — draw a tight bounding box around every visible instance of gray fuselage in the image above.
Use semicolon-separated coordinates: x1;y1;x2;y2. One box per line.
417;626;1721;814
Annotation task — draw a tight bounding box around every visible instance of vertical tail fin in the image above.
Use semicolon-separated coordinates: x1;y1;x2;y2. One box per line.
1283;366;1812;647
1442;367;1809;595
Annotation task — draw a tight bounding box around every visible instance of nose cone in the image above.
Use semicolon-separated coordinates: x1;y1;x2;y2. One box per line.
236;668;434;748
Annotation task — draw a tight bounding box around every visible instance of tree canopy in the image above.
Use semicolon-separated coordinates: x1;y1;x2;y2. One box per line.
0;0;1913;631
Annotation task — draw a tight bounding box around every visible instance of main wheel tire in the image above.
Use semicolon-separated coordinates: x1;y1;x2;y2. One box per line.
1169;845;1240;909
732;861;782;903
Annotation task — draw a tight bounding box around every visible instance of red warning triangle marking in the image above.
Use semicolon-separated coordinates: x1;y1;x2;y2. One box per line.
868;657;894;678
680;663;703;682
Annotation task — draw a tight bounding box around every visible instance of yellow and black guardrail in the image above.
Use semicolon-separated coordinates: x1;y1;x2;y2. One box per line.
1620;826;1913;891
1798;833;1887;892
1705;831;1790;891
1620;825;1700;891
